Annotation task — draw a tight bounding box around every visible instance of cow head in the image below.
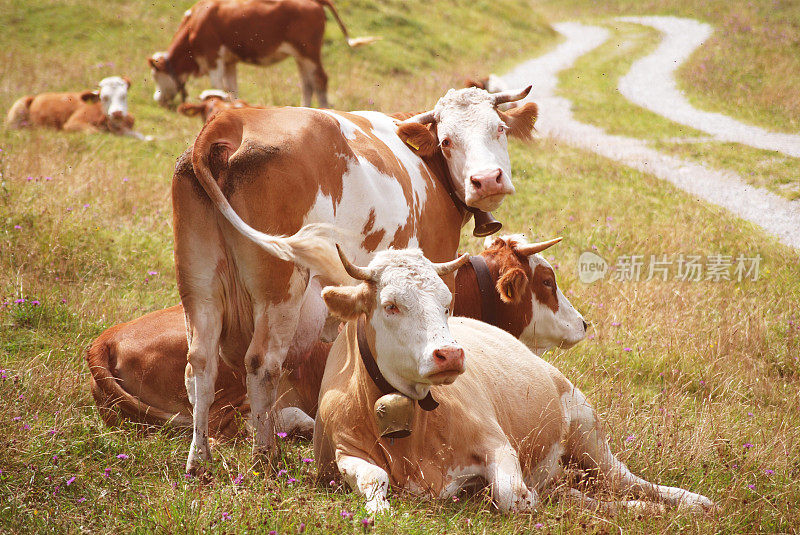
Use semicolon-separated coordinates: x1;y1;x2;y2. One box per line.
397;87;537;212
148;52;186;107
97;76;131;120
322;248;470;400
178;90;248;123
484;235;587;354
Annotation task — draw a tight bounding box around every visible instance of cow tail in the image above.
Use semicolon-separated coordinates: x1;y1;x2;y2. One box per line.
85;335;192;429
190;117;354;285
6;96;34;129
315;0;380;48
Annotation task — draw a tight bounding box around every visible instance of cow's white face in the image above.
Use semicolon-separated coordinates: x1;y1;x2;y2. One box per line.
522;253;586;354
434;88;516;212
98;76;130;118
322;249;467;401
150;52;180;107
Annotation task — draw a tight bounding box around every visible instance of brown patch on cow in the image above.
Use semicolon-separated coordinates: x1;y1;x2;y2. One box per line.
477;239;536;337
464;77;489;90
499;102;538;140
530;264;559;313
80;90;99;103
361;209;386;252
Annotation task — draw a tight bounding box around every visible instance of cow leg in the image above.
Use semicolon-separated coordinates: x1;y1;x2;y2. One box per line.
549;487;664;515
275;407;315;438
295;57;316;108
337;453;391;515
208;57;226;91
222;63;238;98
564;387;714;511
487;444;539;512
184;308;223;474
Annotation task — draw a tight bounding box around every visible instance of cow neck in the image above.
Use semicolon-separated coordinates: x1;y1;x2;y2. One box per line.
356;315;439;411
467;255;499;328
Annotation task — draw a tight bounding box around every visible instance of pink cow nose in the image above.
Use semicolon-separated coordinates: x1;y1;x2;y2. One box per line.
432;346;465;373
469;169;504;195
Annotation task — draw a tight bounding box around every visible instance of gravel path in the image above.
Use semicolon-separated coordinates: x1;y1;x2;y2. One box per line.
618;16;800;158
502;21;800;251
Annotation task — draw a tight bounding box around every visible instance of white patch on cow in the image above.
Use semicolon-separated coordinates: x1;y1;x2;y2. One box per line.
441;464;486;498
316;109;366;141
98;76;129;117
199;89;232;101
525;442;565;491
184;8;192;17
353;111;430;209
486;446;539;512
151;51;180;105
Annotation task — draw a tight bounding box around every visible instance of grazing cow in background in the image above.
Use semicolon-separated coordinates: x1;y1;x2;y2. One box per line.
5;77;149;139
178;90;251;123
149;0;378;108
172;86;537;473
85;235;585;439
465;74;519;110
314;247;715;515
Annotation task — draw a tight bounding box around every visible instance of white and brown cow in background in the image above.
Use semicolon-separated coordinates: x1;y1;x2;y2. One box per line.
313;246;715;515
465;74;519;110
85;234;585;439
177;90;251;123
6;76;150;139
149;0;378;108
173;86;537;473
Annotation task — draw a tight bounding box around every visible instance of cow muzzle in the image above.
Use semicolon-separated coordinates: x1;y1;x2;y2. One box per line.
465;169;515;211
426;345;465;384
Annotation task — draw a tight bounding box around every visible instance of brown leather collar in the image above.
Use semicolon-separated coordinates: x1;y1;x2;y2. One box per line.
468;255;498;328
357;316;439;411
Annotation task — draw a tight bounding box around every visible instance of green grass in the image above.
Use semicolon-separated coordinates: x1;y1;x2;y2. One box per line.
556;21;800;199
3;0;800;533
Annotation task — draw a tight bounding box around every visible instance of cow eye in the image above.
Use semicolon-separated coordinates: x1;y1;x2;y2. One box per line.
543;279;554;288
440;138;451;148
444;307;450;316
497;124;507;134
384;303;399;315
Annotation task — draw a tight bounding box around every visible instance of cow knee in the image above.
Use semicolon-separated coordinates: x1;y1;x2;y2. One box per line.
244;352;263;375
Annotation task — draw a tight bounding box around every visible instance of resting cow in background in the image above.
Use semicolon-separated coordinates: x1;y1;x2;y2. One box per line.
178;90;250;123
172;86;537;473
148;0;378;108
312;246;715;515
5;76;149;139
86;235;586;439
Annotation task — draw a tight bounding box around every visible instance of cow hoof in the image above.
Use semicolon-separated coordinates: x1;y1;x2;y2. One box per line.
366;497;391;515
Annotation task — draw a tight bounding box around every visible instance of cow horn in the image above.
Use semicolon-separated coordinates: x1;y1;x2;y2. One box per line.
336;244;373;281
432;253;470;276
515;237;562;256
493;85;532;106
401;110;435;125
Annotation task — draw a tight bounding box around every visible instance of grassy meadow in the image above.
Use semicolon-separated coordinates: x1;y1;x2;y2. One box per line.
2;0;800;533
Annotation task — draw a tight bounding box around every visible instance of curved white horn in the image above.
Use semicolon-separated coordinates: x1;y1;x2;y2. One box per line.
515;237;562;256
433;253;470;276
336;244;373;281
401;110;435;125
493;85;532;106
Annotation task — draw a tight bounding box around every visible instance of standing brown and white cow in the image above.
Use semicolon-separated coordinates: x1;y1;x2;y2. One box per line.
85;235;586;439
313;246;714;515
173;86;537;473
148;0;377;108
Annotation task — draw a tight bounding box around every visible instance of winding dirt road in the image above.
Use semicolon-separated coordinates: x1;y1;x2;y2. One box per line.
503;20;800;250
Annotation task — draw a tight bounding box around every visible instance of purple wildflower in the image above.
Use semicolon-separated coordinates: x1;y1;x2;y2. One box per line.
610;321;620;326
31;300;40;306
535;524;544;529
12;416;21;421
276;432;288;438
221;512;230;521
764;469;774;475
329;480;336;486
13;298;24;304
361;518;374;527
277;469;288;477
744;442;753;449
302;458;313;463
103;468;111;477
623;347;633;352
341;510;353;519
287;477;297;483
78;497;86;503
625;435;636;442
116;453;129;460
147;270;158;276
747;484;755;490
233;473;244;485
23;424;30;430
83;204;90;208
66;476;76;486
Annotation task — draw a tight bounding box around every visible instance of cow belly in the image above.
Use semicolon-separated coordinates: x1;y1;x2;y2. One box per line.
255;42;296;66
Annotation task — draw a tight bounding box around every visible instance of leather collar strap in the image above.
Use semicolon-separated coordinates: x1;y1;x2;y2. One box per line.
469;255;498;328
357;316;439;411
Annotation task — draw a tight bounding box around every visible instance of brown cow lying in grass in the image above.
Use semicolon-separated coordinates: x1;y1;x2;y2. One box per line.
312;244;714;515
86;235;586;438
5;76;150;139
177;90;250;123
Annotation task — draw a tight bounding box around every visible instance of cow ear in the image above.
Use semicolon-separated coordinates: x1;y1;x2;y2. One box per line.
81;90;100;103
148;56;164;71
397;123;438;157
322;284;372;321
177;103;204;117
499;102;538;140
122;76;132;88
496;267;528;304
